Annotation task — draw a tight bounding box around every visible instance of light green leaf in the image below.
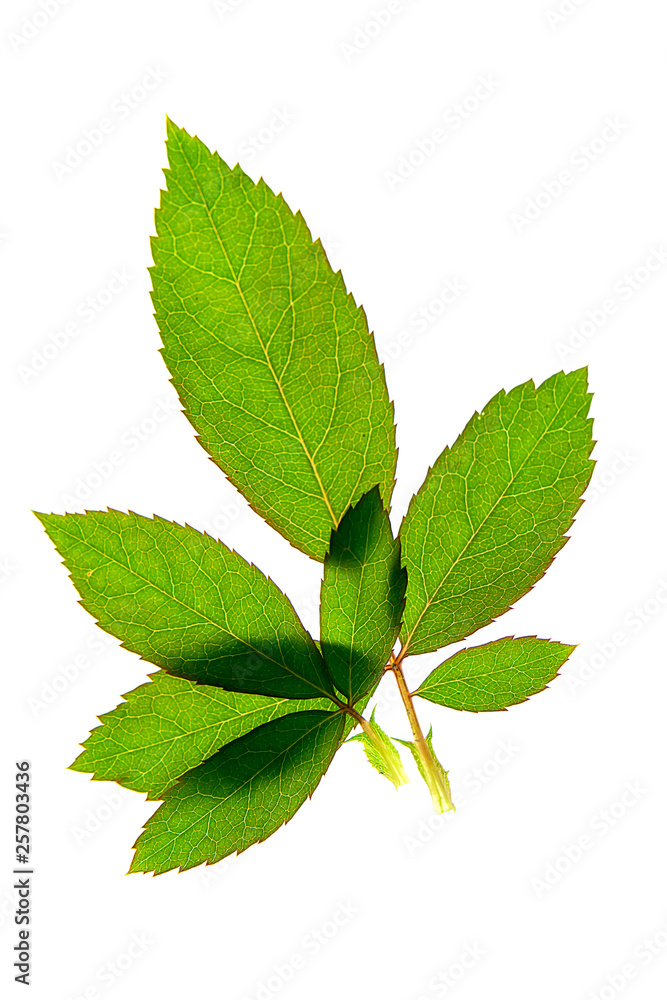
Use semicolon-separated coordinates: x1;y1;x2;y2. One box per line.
320;487;406;703
130;709;344;874
35;510;336;701
416;636;574;712
71;670;332;799
151;121;397;560
347;709;409;788
400;369;594;656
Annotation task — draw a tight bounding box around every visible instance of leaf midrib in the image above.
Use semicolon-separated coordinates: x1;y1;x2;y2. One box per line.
135;711;343;868
89;702;290;766
173;131;339;528
89;688;327;773
402;381;580;653
55;517;335;701
421;665;539;691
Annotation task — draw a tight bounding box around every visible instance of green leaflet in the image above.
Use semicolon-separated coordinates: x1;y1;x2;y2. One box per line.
347;708;409;788
35;510;335;701
35;115;600;850
130;710;344;874
152;121;397;561
320;487;406;703
400;369;594;656
71;670;332;799
415;636;574;712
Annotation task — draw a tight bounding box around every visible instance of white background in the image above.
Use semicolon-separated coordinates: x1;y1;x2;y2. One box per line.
2;1;667;998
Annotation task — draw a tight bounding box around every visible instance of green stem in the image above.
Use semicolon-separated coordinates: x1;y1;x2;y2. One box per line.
391;655;454;814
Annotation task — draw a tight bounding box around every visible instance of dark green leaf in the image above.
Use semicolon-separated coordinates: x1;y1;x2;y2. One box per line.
320;487;406;702
71;670;332;799
35;510;335;701
130;709;344;874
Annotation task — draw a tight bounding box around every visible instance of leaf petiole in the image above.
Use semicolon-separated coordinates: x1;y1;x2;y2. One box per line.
391;655;455;814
